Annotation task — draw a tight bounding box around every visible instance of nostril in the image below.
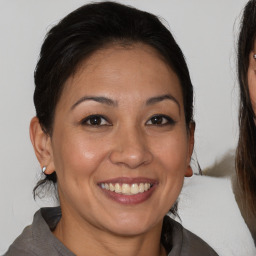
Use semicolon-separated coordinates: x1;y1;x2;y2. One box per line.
109;146;153;169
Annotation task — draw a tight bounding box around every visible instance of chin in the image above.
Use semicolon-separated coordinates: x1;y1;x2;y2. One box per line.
103;213;161;237
109;224;151;237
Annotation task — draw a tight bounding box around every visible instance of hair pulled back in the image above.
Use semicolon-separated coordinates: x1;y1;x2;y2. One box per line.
33;1;194;198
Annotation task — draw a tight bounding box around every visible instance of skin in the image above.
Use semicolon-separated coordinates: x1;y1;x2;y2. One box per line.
30;43;194;256
248;44;256;113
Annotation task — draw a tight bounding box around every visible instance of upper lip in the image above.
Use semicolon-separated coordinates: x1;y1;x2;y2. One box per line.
97;177;158;185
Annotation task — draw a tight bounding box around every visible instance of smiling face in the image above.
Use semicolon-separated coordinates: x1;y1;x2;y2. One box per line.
34;43;194;237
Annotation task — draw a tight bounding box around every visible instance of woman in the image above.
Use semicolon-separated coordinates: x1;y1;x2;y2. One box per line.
236;0;256;242
5;2;217;255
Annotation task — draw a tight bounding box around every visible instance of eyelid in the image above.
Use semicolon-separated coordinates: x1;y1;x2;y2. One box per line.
80;114;112;126
146;114;176;125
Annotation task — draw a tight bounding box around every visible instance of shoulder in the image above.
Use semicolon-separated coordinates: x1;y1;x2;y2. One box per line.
4;225;37;256
4;207;73;256
165;217;218;256
176;221;218;255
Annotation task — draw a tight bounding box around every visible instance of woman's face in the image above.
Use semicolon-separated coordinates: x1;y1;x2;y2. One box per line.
47;44;194;236
248;42;256;113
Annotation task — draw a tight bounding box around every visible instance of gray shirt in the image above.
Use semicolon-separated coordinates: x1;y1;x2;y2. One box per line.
4;207;218;256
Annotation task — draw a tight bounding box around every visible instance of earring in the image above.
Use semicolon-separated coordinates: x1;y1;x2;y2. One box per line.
253;54;256;59
42;166;47;174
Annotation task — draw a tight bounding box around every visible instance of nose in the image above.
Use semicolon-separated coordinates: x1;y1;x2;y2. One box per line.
109;126;153;169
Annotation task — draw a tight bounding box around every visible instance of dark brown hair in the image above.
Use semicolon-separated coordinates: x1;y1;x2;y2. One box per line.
33;2;194;205
236;0;256;214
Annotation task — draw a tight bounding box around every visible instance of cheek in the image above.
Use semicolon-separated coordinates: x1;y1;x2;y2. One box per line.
150;132;188;184
153;134;187;211
52;131;108;181
248;58;256;113
152;131;188;171
249;78;256;113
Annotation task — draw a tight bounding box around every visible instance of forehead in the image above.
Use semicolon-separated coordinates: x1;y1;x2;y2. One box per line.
59;43;183;107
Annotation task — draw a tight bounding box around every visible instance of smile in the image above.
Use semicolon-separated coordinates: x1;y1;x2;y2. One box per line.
99;182;153;195
98;177;157;204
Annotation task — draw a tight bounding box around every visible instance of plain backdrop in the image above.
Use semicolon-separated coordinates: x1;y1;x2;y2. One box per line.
0;0;248;253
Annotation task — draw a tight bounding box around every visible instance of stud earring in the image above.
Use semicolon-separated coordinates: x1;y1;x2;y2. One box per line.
42;166;47;174
253;54;256;59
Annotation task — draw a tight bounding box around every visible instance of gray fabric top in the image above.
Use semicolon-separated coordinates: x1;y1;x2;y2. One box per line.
4;207;218;256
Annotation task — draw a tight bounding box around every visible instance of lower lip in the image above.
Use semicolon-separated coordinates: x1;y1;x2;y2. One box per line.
99;185;156;205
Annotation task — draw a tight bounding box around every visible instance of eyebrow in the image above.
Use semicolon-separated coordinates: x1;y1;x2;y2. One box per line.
71;96;117;110
146;94;180;111
71;94;180;111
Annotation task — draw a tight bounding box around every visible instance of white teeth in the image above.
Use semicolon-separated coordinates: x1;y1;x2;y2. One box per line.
100;182;152;195
109;183;115;191
131;184;139;194
114;183;122;193
122;184;131;194
138;183;145;193
145;183;150;191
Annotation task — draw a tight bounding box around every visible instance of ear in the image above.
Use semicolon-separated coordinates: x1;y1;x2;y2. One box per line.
185;122;195;177
29;117;55;175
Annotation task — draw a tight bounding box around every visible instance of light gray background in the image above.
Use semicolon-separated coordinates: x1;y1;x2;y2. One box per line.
0;0;248;253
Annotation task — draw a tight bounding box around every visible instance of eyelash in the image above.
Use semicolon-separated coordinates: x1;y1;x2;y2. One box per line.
80;114;176;127
80;115;111;126
146;114;176;126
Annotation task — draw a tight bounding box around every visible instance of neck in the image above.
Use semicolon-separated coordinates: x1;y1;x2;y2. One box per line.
53;209;167;256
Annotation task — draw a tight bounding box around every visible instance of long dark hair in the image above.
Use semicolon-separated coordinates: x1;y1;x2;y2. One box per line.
236;0;256;214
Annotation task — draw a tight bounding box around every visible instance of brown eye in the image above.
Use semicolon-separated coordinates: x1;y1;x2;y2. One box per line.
81;115;110;126
151;116;164;125
146;115;175;126
89;116;102;125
